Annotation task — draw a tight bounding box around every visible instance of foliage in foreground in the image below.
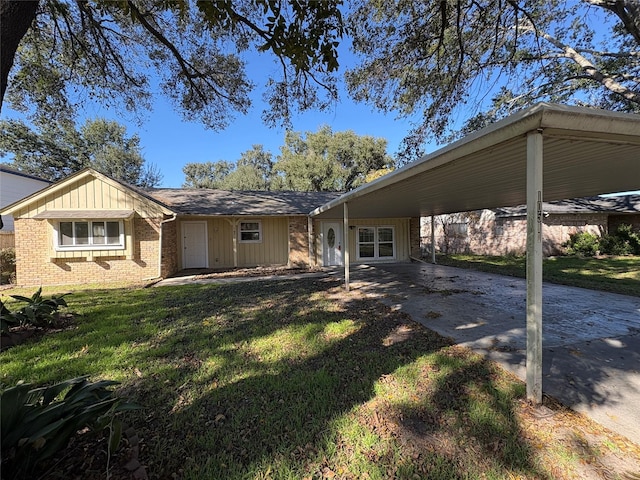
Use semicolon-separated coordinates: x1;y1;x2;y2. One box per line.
1;279;638;479
0;376;139;479
1;287;69;334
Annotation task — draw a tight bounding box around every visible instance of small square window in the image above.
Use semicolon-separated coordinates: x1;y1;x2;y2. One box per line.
239;221;262;243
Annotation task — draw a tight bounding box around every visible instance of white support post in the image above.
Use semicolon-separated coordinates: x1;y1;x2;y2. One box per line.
431;216;436;264
307;217;314;267
227;218;239;268
526;130;544;403
343;202;350;292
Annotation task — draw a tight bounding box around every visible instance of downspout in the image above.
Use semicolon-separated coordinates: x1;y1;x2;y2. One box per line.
154;213;177;280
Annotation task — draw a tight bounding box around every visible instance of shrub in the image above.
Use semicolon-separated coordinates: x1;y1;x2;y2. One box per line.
563;231;600;257
600;224;640;256
0;376;140;479
1;288;70;334
1;247;16;284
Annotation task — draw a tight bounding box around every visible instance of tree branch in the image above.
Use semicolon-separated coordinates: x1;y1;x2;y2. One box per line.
520;21;640;105
583;0;640;45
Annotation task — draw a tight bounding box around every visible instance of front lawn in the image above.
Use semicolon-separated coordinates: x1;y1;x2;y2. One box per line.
435;254;640;297
2;278;639;479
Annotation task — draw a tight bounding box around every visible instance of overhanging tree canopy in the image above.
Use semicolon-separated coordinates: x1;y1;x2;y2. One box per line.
0;0;344;128
346;0;640;161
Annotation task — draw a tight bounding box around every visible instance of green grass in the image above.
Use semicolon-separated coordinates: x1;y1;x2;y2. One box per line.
435;254;640;296
2;279;639;479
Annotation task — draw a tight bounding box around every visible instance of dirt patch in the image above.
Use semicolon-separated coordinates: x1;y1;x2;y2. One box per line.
0;313;76;351
171;265;320;280
358;391;640;480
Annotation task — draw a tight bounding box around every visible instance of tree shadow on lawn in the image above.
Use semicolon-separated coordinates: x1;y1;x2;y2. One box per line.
121;278;550;479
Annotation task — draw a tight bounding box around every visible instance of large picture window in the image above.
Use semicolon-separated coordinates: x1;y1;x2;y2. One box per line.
357;226;395;260
239;220;262;243
56;220;124;250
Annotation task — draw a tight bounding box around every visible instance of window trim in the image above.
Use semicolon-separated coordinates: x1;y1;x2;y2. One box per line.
53;219;125;251
356;225;396;261
238;220;262;244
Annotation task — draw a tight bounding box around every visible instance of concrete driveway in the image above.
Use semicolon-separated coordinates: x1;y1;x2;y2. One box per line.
347;262;640;445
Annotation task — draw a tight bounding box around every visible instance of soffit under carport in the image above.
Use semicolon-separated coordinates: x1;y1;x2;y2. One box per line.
310;103;640;220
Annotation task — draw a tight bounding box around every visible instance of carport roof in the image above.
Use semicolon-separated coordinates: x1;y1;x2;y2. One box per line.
310;103;640;219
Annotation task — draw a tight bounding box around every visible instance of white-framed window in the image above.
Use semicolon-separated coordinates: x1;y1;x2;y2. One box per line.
239;220;262;243
447;222;468;236
54;220;125;250
357;226;395;260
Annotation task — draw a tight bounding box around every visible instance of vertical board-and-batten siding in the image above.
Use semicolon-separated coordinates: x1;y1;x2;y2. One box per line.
239;217;288;266
11;175;168;285
15;175;163;219
313;218;411;265
176;216;290;269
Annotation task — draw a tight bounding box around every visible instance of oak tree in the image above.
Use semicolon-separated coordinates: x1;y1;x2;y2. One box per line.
346;0;640;161
0;118;162;186
1;0;344;129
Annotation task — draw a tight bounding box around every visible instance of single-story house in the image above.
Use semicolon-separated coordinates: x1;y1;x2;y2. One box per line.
421;194;640;256
0;165;52;248
0;168;421;286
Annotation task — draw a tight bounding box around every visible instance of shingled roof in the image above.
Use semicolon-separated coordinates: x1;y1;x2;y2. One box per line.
147;188;343;216
494;194;640;217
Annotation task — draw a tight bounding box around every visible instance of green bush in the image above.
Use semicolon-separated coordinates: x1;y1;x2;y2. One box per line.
600;224;640;256
563;231;600;257
1;247;16;284
1;376;140;479
1;288;70;334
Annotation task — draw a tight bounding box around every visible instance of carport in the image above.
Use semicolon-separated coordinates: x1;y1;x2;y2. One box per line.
310;102;640;403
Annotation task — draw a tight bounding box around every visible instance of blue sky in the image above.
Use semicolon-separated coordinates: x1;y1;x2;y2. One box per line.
3;45;425;189
85;85;422;188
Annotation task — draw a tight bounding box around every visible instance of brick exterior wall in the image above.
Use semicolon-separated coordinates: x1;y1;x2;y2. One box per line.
160;218;179;277
421;211;611;257
288;216;309;267
608;214;640;233
14;216;163;286
409;217;421;259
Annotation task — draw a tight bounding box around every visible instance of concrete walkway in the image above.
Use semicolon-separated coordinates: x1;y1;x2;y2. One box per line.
347;263;640;445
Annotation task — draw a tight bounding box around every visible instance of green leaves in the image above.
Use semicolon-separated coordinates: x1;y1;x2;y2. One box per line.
0;376;140;478
1;288;69;333
181;127;395;192
346;0;640;162
0;118;162;186
3;0;344;131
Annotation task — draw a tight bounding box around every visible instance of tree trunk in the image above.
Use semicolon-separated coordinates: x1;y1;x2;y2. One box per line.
0;0;39;111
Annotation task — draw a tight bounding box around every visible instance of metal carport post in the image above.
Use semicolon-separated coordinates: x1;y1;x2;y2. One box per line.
526;130;543;403
344;202;350;292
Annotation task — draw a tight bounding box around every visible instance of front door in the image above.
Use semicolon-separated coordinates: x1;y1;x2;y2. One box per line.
323;222;343;266
182;221;208;269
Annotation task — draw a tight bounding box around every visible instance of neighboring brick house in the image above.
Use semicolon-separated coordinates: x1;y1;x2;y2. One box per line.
1;168;419;286
421;195;640;257
0;165;52;248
